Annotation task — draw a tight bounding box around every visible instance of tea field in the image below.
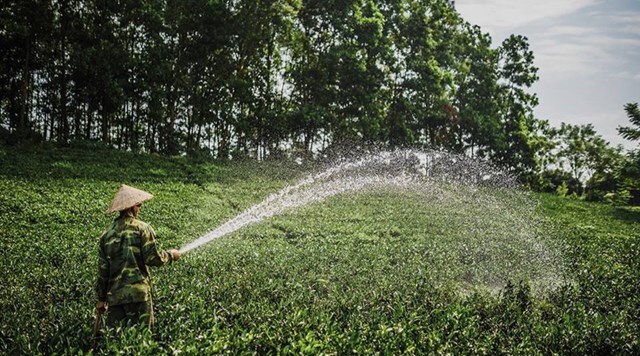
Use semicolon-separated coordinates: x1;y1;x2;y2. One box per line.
0;146;639;354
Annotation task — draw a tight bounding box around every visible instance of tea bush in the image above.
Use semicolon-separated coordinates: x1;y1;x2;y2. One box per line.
0;146;638;354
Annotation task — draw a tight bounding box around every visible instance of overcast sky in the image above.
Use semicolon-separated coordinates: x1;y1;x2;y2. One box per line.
456;0;640;150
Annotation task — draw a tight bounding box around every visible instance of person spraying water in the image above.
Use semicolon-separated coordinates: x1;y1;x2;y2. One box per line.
95;184;181;335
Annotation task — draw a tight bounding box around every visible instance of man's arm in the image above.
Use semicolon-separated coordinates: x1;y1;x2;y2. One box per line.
141;225;179;266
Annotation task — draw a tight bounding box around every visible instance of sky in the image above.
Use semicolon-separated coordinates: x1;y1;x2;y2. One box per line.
456;0;640;150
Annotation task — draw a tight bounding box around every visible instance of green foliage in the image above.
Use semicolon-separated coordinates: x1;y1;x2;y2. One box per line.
1;147;639;353
555;181;568;197
1;0;548;177
491;35;540;177
530;120;630;204
613;102;640;204
618;102;640;142
617;149;640;205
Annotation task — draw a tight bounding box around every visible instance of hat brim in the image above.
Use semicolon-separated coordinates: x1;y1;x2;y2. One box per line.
106;184;154;213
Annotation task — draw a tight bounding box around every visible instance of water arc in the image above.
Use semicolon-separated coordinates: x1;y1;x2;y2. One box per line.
179;148;566;292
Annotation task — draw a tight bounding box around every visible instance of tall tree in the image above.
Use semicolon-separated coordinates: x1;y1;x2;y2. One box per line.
389;0;458;147
0;0;53;141
493;35;539;175
452;23;500;156
286;0;342;152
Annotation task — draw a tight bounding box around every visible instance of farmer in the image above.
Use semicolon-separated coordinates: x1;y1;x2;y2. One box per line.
95;184;181;329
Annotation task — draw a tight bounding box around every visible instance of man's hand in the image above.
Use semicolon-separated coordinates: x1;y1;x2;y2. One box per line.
169;249;181;261
96;301;108;312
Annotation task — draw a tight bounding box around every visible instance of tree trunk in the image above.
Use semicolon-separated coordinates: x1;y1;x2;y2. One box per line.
166;95;177;154
218;123;230;160
57;2;70;145
196;123;202;150
74;99;82;139
9;80;19;133
59;47;69;144
101;109;110;144
86;107;92;140
17;39;32;139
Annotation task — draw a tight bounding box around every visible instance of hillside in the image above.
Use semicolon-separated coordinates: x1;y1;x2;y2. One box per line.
0;146;638;354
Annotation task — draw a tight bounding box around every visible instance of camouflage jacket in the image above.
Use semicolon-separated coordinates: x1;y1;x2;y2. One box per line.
96;215;173;305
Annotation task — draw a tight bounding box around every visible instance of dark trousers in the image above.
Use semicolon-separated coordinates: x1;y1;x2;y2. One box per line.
107;301;154;329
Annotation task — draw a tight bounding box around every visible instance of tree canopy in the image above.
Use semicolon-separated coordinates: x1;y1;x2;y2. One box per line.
1;1;540;164
2;0;637;204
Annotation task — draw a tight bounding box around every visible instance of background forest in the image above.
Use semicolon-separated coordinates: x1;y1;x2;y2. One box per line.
1;0;639;203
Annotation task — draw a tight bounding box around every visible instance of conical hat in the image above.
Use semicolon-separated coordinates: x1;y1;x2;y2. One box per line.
106;184;154;213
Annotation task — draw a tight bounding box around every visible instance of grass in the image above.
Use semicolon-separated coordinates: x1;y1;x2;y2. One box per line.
0;146;638;354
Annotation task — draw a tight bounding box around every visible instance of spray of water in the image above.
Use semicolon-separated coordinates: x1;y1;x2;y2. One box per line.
180;150;422;253
179;148;567;291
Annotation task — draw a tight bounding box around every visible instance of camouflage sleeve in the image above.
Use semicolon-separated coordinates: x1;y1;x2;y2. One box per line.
96;236;109;302
141;224;173;267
